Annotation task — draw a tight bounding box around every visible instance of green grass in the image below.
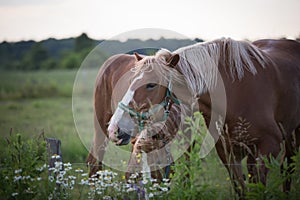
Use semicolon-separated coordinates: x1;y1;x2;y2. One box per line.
0;70;76;100
0;70;87;162
0;97;87;162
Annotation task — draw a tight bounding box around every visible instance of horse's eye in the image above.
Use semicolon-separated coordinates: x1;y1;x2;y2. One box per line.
146;83;157;90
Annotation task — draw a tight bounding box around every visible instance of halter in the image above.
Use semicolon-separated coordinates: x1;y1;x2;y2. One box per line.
118;83;180;131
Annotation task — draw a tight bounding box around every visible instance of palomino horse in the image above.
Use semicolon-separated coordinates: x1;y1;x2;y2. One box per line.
107;38;300;195
86;53;179;180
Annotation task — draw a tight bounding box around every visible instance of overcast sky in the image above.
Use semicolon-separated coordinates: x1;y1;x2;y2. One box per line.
0;0;299;42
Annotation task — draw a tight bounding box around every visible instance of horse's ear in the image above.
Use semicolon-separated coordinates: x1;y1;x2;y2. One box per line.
134;52;143;61
167;54;180;68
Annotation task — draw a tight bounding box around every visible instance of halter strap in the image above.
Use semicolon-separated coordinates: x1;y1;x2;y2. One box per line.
118;86;180;131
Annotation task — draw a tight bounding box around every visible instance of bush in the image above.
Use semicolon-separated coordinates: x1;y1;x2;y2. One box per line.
0;133;48;199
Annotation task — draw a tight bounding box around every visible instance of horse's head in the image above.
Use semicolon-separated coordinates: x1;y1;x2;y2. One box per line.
107;50;182;145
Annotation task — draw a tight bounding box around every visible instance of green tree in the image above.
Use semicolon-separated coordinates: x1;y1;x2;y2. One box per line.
74;33;95;52
20;43;49;70
60;52;81;69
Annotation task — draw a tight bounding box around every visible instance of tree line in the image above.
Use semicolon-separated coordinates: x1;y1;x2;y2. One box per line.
0;33;103;70
0;33;199;70
2;33;298;71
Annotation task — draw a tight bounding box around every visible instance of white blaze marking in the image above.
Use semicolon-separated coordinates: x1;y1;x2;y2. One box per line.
107;89;134;133
108;72;144;134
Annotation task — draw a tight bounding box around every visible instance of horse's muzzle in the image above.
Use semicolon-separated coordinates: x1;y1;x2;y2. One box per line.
115;129;131;145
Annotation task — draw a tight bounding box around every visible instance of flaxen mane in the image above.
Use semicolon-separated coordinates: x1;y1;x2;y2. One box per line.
134;38;269;95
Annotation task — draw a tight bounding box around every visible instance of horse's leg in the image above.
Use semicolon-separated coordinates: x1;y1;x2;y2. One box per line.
86;115;108;176
215;140;245;197
247;123;283;185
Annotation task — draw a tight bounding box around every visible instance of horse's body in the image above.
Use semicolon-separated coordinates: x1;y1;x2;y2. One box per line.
87;53;178;180
205;39;300;191
107;38;300;195
87;54;136;175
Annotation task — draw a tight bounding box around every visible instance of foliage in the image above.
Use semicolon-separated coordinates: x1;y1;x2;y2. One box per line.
245;148;300;200
20;42;49;70
0;34;197;70
166;112;234;199
0;133;48;199
0;133;169;199
0;112;300;199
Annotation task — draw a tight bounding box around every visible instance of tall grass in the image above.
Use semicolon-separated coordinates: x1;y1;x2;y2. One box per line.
0;70;87;163
0;70;77;100
1;114;299;199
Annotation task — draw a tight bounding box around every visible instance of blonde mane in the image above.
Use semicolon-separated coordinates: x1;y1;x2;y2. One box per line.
134;38;268;95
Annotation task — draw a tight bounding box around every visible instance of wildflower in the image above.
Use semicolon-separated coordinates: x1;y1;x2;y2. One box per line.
48;193;53;200
70;180;75;186
103;176;112;181
81;173;88;177
54;161;63;168
96;190;102;195
37;177;42;181
57;174;64;182
129;173;138;179
142;179;148;185
14;169;22;174
59;171;66;176
68;175;76;180
48;167;55;171
148;193;154;198
11;192;18;197
160;187;169;192
48;176;54;182
24;175;31;180
75;168;83;173
162;178;169;182
25;188;34;194
51;154;61;159
64;162;72;167
122;175;126;180
124;183;131;188
14;175;22;182
62;181;69;187
150;178;157;183
127;187;135;192
80;178;89;185
127;179;134;184
36;164;47;172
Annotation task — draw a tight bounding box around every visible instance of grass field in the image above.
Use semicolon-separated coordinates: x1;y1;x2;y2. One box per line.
0;70;87;162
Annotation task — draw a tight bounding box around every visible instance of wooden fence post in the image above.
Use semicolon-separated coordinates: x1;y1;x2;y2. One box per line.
45;138;63;175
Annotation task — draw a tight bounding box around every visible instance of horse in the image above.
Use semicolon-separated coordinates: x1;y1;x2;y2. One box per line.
107;38;300;196
86;53;180;181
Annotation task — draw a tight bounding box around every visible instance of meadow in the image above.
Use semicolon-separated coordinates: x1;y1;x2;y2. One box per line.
0;70;299;199
0;70;86;162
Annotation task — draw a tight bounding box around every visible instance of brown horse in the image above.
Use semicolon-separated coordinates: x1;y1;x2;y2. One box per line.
107;38;300;195
86;53;179;180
